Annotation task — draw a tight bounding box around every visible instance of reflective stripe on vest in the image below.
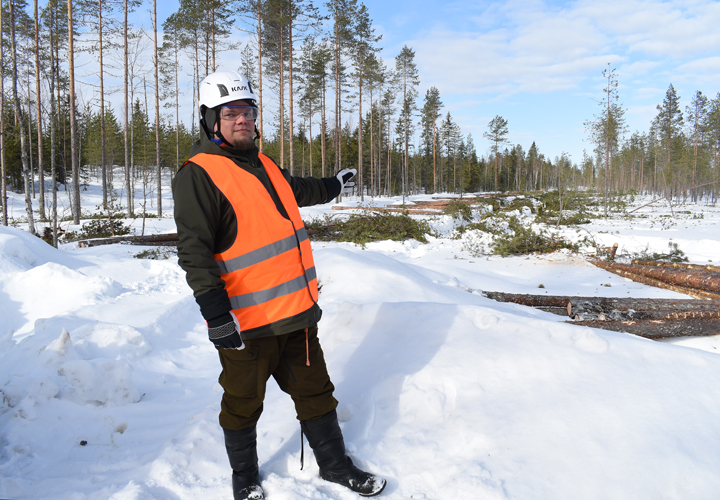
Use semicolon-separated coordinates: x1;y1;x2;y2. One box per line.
217;227;309;274
189;152;319;332
229;266;317;309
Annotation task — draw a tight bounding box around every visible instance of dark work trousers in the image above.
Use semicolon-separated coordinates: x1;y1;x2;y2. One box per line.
217;326;338;430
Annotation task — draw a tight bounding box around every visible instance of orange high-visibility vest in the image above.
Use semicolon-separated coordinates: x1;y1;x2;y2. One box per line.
189;152;319;332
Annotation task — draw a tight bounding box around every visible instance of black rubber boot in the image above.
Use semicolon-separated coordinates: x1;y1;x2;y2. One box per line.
224;426;264;500
301;410;386;497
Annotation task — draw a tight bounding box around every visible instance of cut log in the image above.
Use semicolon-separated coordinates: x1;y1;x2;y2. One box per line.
631;260;720;273
591;259;720;292
481;291;583;308
568;298;720;317
570;308;720;322
589;259;720;300
482;291;720;313
77;233;179;248
568;318;720;339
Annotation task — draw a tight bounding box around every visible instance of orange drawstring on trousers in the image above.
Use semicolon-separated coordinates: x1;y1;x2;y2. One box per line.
305;328;310;366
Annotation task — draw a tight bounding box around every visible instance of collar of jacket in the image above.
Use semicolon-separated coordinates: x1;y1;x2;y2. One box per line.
189;131;260;168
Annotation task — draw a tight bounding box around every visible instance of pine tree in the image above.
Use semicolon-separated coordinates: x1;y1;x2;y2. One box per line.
584;64;625;216
483;115;508;193
326;0;357;176
654;83;683;196
686;90;708;197
420;86;442;193
349;3;380;200
394;44;419;199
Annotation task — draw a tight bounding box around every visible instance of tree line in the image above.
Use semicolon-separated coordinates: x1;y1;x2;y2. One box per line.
2;0;719;244
584;64;720;214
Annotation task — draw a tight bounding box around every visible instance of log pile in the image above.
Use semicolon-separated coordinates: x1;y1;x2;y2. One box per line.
482;291;720;340
588;258;720;300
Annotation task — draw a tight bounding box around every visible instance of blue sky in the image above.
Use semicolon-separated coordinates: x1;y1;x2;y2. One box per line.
137;0;720;166
362;0;720;165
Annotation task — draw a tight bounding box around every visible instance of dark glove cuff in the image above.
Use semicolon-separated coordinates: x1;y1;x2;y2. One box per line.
322;177;341;203
196;288;232;322
207;313;234;328
208;321;237;340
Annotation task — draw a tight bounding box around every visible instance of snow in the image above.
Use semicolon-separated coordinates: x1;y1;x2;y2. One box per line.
2;178;720;499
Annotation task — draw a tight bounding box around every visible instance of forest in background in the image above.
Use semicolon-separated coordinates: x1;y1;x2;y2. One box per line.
0;0;719;246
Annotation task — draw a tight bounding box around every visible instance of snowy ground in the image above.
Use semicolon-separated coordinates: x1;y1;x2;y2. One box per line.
2;174;720;500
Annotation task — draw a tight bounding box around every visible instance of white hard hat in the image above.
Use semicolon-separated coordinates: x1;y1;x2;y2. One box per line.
199;71;258;109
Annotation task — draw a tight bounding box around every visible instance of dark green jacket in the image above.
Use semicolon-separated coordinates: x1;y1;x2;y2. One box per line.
172;134;340;339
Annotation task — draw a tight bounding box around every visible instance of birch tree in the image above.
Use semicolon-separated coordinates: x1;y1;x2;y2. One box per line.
10;0;37;232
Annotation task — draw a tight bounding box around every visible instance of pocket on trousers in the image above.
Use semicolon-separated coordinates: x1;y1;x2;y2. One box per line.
218;346;261;399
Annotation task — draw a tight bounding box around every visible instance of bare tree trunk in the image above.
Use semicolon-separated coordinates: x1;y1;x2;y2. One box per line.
334;14;340;176
99;0;108;208
34;0;45;219
432;113;437;193
321;72;326;177
174;41;179;171
308;101;313;177
27;66;35;201
12;0;37;233
257;3;263;152
124;0;132;216
68;0;79;225
288;19;294;175
358;71;363;201
0;0;5;227
49;22;58;246
211;5;216;72
369;87;373;197
403;75;408;202
154;0;161;216
279;14;284;168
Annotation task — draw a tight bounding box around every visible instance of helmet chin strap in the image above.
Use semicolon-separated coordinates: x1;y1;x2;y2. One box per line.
212;111;229;146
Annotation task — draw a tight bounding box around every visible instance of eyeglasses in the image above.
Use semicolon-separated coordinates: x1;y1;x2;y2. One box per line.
219;105;258;121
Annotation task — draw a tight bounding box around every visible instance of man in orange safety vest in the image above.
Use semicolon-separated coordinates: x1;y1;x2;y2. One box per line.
172;70;385;500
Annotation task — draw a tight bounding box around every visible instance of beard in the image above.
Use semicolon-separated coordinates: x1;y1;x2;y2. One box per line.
231;135;255;151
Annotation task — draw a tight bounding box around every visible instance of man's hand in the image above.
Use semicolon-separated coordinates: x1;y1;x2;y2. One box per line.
208;314;245;350
336;168;356;189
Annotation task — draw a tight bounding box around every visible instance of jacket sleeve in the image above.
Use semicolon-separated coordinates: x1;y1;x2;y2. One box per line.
277;168;339;207
172;163;233;322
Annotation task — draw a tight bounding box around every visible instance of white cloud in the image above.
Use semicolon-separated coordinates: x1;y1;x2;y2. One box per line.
633;87;667;101
573;0;720;59
677;57;720;73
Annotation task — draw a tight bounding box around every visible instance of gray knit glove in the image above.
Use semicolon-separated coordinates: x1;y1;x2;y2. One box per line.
208;314;245;350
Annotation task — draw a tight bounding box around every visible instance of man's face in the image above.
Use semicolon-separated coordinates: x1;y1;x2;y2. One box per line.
216;100;256;151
